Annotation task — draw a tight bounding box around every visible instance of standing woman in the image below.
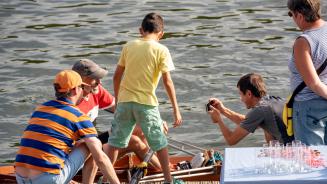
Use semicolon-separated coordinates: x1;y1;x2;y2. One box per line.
288;0;327;145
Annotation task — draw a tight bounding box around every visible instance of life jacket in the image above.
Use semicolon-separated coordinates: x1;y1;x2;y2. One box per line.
262;95;294;144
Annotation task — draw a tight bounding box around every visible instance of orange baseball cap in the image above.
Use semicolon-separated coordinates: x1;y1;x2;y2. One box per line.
54;70;86;92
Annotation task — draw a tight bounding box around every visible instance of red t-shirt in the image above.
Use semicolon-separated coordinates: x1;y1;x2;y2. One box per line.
78;84;115;122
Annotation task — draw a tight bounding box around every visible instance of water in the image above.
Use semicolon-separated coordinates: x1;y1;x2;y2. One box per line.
1;0;326;164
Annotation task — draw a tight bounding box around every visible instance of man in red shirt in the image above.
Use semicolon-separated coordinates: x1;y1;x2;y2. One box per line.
72;59;162;172
73;59;115;123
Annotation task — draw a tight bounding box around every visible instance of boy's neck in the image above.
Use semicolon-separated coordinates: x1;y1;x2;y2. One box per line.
141;32;161;41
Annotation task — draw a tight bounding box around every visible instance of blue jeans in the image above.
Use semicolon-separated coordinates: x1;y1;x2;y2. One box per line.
293;97;327;145
16;147;86;184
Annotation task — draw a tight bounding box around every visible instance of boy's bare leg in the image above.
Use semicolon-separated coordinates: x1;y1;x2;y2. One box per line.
107;145;120;164
147;153;162;171
156;147;172;183
128;136;162;170
104;139;162;171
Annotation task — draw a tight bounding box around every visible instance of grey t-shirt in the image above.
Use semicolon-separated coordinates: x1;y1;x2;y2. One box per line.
240;101;283;143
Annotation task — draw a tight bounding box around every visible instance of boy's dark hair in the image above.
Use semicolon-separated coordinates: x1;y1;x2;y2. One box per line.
287;0;321;22
237;73;267;98
141;12;164;33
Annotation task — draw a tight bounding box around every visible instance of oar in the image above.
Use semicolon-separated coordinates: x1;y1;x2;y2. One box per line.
129;149;154;184
141;165;216;181
167;137;206;152
140;171;215;183
168;143;196;156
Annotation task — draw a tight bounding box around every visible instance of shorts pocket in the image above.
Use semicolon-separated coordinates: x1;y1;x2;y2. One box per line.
307;106;326;129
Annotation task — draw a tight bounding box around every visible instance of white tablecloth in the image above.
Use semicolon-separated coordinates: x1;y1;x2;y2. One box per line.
221;146;327;184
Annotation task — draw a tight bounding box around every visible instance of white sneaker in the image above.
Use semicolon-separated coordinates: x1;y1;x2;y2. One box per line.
190;152;205;168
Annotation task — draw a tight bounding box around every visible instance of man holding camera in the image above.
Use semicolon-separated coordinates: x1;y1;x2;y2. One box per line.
207;73;292;145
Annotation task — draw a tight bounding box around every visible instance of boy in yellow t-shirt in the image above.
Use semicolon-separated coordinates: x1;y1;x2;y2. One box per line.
107;12;182;183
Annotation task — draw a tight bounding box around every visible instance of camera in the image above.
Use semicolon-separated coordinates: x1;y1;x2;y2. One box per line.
206;101;214;112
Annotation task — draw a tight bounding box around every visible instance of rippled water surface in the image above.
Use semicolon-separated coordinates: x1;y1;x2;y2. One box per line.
1;0;326;164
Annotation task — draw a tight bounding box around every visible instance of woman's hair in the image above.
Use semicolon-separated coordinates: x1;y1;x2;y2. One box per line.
141;12;164;33
237;73;267;98
287;0;321;22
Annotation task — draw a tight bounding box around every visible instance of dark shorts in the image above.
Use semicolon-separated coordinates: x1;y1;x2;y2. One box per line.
97;131;109;144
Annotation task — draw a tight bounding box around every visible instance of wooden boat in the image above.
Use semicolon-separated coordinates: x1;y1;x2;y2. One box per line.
0;153;221;183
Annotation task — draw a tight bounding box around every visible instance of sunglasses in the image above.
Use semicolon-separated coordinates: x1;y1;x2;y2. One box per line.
288;11;293;17
83;79;100;89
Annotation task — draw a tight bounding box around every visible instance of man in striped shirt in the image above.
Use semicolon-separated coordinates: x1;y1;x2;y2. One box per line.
14;70;120;184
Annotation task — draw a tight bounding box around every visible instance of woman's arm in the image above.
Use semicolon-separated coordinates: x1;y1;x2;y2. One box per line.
293;37;327;99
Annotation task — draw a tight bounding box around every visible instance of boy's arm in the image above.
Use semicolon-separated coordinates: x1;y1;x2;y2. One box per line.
208;105;249;145
113;65;125;105
162;71;182;127
210;98;245;124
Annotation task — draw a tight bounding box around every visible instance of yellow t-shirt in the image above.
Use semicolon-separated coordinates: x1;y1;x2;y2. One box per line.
117;38;175;106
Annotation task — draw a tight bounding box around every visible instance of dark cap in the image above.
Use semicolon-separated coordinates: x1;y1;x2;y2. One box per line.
72;59;108;79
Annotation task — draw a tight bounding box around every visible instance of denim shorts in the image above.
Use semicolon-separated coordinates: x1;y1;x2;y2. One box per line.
108;102;168;151
16;147;86;184
293;97;327;145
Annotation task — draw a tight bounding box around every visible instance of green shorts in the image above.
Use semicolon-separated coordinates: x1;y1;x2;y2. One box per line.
108;102;168;151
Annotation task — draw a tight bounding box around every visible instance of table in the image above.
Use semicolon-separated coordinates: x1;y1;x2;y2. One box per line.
221;146;327;184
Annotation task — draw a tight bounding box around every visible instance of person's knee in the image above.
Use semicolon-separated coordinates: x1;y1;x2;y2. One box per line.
129;136;147;150
128;136;148;152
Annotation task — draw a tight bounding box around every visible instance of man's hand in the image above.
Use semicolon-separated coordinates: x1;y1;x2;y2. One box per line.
207;105;223;124
74;139;85;147
209;98;225;112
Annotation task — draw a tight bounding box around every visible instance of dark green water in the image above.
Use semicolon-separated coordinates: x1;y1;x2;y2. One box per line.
0;0;326;164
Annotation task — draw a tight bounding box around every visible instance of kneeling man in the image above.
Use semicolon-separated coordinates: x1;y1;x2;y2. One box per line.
14;70;120;184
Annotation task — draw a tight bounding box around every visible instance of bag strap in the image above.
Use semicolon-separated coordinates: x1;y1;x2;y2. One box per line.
287;57;327;108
